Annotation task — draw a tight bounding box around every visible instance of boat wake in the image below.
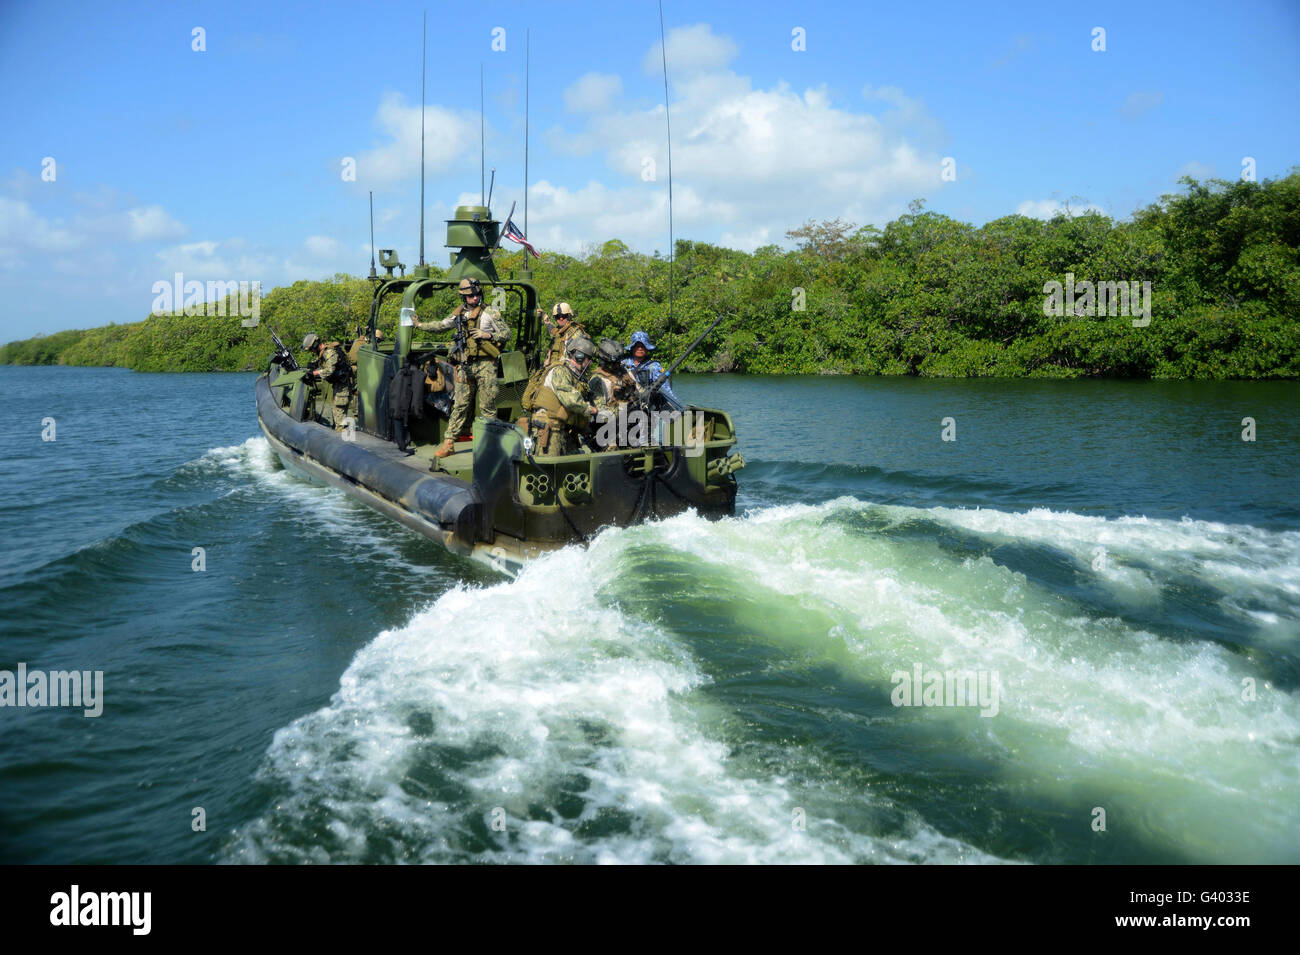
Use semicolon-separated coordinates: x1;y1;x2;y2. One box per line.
224;496;1300;864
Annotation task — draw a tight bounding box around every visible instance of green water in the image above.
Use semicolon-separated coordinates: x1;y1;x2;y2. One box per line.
0;367;1296;863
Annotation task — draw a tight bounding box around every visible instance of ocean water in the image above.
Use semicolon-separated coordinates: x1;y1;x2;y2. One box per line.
1;366;1297;864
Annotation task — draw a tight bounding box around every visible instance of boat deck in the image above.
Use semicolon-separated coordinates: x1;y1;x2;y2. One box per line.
333;425;475;480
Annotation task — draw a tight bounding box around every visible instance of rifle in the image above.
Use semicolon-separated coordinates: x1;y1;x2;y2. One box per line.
451;311;470;363
636;314;726;407
268;326;300;372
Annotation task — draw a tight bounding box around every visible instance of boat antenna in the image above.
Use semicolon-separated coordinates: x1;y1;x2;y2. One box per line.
524;28;530;238
487;167;495;212
368;190;377;280
480;63;486;205
658;0;675;336
418;10;427;267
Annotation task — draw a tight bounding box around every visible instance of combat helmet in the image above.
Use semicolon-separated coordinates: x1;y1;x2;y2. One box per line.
596;337;623;367
552;302;575;321
566;335;595;364
457;277;482;296
302;333;320;350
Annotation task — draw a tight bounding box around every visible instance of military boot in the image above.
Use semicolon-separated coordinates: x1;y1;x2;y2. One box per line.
433;438;455;458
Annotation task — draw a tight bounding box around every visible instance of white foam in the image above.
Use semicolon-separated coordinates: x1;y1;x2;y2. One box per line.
643;499;1300;862
225;538;1007;864
226;494;1300;864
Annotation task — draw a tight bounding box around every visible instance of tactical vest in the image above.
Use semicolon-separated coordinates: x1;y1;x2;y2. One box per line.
594;367;633;403
455;307;502;362
545;323;586;368
322;343;353;388
532;366;570;421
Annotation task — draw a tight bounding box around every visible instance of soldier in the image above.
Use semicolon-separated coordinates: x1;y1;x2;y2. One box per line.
587;338;635;444
522;302;586;414
346;327;383;366
588;338;636;450
623;330;677;403
412;277;512;457
345;328;381;420
529;336;597;456
303;332;353;431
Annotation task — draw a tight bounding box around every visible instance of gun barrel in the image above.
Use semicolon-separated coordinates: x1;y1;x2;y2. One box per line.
267;326;300;371
648;314;725;396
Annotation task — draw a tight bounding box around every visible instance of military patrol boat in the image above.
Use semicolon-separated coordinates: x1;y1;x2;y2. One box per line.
253;202;745;575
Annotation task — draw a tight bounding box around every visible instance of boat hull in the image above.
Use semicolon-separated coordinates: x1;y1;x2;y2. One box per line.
255;372;740;575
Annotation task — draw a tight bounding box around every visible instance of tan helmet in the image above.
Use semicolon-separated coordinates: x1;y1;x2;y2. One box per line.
566;335;595;362
552;302;575;321
457;277;482;296
302;333;320;350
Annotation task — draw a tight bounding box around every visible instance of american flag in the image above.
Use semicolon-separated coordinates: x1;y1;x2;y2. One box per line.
502;215;540;259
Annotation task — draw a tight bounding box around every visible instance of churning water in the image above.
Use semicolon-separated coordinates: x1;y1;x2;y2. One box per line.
1;367;1296;863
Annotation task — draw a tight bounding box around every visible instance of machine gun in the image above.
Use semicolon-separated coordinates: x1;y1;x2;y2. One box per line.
268;326;300;372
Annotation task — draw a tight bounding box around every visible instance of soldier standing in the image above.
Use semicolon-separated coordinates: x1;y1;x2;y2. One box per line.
303;332;353;431
412;277;511;458
530;336;597;456
522;302;586;413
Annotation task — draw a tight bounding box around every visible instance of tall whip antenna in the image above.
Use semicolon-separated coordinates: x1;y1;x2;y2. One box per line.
480;63;486;205
418;11;426;267
369;190;376;279
658;0;675;336
525;29;530;238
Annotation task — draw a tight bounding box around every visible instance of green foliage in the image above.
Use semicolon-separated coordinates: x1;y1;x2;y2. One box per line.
4;173;1297;378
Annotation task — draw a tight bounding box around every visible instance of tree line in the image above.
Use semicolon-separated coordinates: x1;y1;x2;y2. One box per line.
3;172;1296;378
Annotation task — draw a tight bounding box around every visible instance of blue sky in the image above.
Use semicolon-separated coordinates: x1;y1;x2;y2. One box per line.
2;0;1297;339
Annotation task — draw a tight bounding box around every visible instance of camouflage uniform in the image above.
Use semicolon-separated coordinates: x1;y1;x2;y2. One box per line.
425;305;511;441
522;319;586;411
316;342;353;430
590;365;635;417
532;363;592;456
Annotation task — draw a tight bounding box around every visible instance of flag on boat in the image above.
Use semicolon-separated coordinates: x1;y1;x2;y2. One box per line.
502;215;540;258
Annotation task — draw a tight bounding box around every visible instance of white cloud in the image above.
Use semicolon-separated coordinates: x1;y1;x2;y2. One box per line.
356;91;477;186
0;193;186;262
564;72;623;113
150;233;366;293
509;177;732;255
0;197;81;255
719;226;772;251
642;23;738;76
176;240;219;257
538;42;944;252
127;205;186;241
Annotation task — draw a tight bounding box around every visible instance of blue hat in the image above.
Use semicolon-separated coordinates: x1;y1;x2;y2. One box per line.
627;330;656;352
